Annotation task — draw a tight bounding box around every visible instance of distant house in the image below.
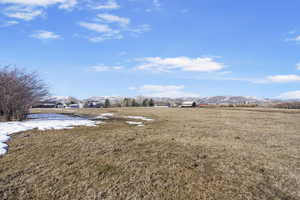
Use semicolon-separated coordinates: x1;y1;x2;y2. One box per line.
181;101;197;108
56;103;66;108
84;101;104;108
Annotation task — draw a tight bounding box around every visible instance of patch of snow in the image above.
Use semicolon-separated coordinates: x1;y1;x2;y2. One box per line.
126;116;153;121
0;148;7;156
101;113;114;117
93;113;114;120
0;135;10;143
0;143;8;149
0;113;102;156
94;116;109;120
126;121;144;126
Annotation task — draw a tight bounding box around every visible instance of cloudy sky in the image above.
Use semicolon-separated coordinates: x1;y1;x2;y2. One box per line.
1;0;300;99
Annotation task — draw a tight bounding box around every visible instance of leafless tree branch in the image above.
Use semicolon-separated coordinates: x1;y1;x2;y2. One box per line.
0;66;48;121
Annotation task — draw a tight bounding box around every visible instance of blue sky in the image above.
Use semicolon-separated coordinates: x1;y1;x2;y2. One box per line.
1;0;300;99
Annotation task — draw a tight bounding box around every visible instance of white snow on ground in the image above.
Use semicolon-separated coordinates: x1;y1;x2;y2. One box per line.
0;113;103;156
94;113;115;120
94;116;109;120
126;116;154;121
126;121;144;126
101;113;114;117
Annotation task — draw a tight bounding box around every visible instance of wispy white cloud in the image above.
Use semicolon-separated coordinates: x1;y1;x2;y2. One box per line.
58;0;77;9
128;24;151;34
31;30;61;40
79;22;114;33
1;0;77;22
293;35;300;41
89;34;123;42
130;84;200;98
4;6;44;21
0;20;19;27
91;64;123;72
97;13;130;26
153;0;160;8
79;14;150;42
286;34;300;43
288;30;296;35
92;0;120;10
88;34;123;42
78;21;123;42
265;74;300;83
278;90;300;99
0;0;77;8
136;56;224;72
296;63;300;70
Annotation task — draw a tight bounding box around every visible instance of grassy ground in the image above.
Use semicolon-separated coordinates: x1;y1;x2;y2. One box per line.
0;107;300;200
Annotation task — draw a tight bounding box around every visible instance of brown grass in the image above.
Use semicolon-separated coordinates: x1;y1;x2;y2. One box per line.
0;107;300;199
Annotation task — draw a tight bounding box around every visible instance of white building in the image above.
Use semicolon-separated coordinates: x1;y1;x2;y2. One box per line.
180;101;197;108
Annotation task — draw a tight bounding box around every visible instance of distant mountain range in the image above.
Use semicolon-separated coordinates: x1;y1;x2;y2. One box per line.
197;96;272;105
45;96;80;104
43;95;299;105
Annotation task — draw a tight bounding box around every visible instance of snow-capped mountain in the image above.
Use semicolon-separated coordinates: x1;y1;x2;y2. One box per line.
197;96;270;104
44;95;295;106
84;96;124;104
45;96;79;104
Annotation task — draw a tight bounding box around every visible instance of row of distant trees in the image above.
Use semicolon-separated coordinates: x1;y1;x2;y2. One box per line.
0;67;48;121
273;102;300;109
103;98;155;108
122;98;155;107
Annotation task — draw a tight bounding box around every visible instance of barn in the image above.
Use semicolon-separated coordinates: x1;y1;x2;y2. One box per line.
180;101;197;108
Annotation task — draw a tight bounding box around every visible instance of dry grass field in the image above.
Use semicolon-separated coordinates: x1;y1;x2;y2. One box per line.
0;107;300;200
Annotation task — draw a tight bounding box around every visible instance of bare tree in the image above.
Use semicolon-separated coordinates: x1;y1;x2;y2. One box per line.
0;67;48;121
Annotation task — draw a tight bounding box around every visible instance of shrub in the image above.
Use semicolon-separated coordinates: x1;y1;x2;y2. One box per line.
0;67;48;121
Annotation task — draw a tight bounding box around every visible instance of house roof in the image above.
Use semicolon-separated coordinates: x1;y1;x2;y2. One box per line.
182;101;196;105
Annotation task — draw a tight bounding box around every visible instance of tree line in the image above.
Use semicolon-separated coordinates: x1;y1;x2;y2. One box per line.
0;67;48;121
103;98;155;108
273;102;300;109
